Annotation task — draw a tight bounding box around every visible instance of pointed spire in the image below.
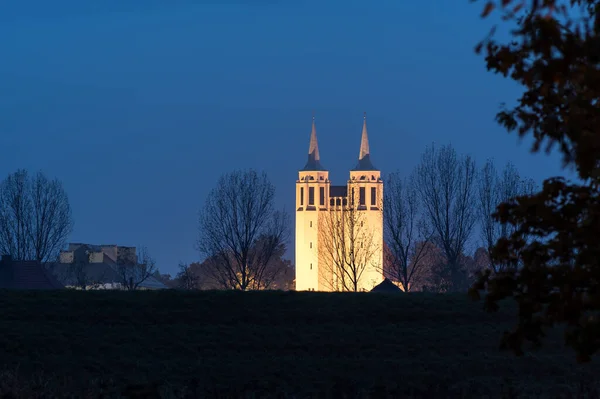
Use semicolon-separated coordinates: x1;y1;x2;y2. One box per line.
359;112;370;160
308;115;320;161
353;112;378;171
302;114;326;171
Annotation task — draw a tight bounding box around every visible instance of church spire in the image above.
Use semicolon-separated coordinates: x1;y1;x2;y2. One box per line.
359;112;370;160
302;114;325;171
353;112;378;171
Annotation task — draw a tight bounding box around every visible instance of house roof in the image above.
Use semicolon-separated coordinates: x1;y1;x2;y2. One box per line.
139;275;168;289
370;278;402;293
0;256;64;290
48;261;121;286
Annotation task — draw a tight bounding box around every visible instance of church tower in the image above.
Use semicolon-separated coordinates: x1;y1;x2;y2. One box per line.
295;114;384;292
295;116;330;291
347;113;384;290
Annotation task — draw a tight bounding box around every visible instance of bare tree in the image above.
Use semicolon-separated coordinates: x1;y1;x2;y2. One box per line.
318;189;382;292
383;172;433;292
196;169;289;291
414;143;477;292
271;259;294;290
0;170;31;260
0;169;72;262
477;159;537;273
116;246;157;290
176;262;200;290
247;237;289;290
415;241;447;292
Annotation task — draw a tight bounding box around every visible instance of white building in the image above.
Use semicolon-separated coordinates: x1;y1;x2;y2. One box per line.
295;114;384;292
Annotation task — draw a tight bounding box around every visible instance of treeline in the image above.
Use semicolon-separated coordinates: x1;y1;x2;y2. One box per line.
151;142;536;293
0;143;534;293
383;143;536;293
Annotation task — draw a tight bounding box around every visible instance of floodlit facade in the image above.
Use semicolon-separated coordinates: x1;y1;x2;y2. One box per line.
295;114;384;292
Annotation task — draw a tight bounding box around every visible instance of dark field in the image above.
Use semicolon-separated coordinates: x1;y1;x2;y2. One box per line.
0;290;598;398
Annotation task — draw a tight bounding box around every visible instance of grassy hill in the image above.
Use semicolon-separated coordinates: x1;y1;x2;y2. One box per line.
0;290;598;398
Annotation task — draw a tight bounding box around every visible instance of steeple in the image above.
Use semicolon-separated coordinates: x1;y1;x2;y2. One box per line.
302;115;326;171
353;112;378;171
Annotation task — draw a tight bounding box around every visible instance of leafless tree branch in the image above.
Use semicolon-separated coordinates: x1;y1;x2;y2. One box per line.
0;169;73;262
383;171;433;292
176;262;200;290
318;187;382;292
414;143;477;292
116;246;157;290
196;169;290;290
477;159;537;273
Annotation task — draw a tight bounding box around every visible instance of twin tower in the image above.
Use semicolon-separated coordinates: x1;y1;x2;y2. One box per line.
295;114;384;292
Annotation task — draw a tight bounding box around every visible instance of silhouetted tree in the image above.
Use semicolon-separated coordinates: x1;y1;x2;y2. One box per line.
196;169;289;291
383;171;433;292
116;246;157;290
174;262;200;290
414;143;477;292
469;0;600;362
188;262;214;289
198;241;291;290
412;241;447;292
271;259;294;290
0;169;73;262
248;237;290;289
477;160;536;273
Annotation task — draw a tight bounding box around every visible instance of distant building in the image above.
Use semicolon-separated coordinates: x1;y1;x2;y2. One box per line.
59;243;137;265
50;243;166;290
0;255;64;290
295;114;384;292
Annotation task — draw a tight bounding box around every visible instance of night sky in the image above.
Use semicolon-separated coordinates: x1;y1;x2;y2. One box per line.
0;0;574;275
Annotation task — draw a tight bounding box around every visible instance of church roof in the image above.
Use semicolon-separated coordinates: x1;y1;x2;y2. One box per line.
352;114;378;171
330;186;348;197
302;116;326;171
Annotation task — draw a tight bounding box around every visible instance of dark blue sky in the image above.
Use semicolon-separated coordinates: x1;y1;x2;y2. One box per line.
0;1;573;275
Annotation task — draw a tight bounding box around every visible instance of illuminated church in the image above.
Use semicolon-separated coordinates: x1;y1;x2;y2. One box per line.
295;114;384;291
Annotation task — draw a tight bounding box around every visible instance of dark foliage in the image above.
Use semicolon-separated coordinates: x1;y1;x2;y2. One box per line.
469;0;600;362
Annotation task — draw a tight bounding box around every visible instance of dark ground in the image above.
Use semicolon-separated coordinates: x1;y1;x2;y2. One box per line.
0;290;598;398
